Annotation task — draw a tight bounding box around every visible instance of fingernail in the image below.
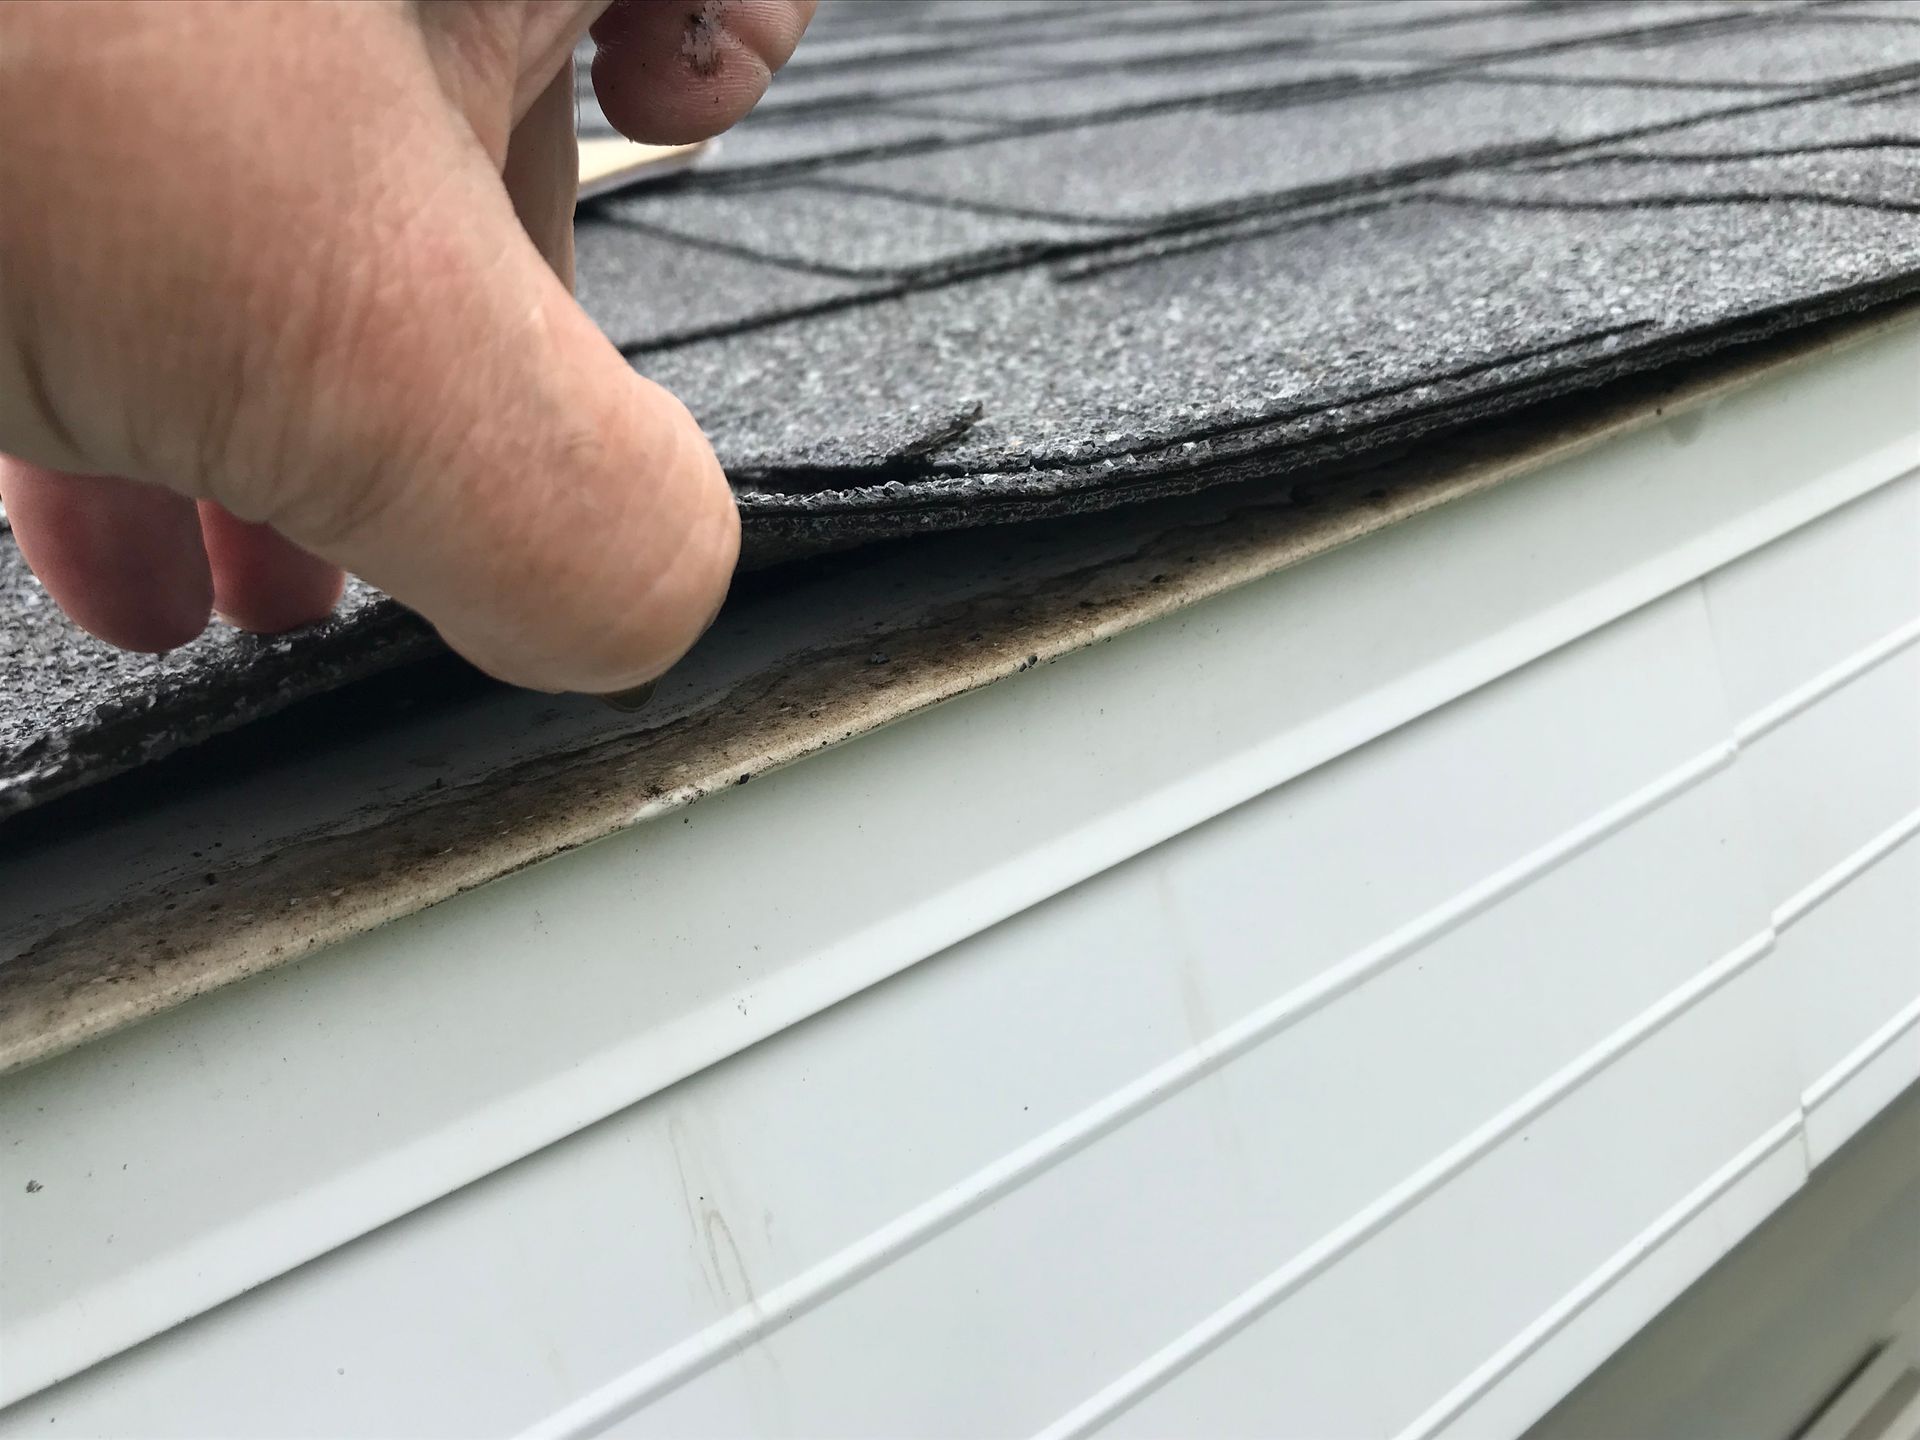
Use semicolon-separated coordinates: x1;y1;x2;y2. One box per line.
600;679;657;713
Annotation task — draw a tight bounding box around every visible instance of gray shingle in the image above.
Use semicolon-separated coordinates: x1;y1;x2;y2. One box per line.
7;0;1919;818
1426;85;1920;209
882;53;1415;125
1263;1;1571;41
1309;1;1772;60
574;48;1006;168
752;53;1068;116
704;108;1009;174
574;216;878;348
1553;86;1920;154
0;563;429;819
644;196;1917;502
594;183;1113;279
1478;17;1920;86
1430;149;1920;210
1820;2;1920;18
822;80;1767;224
1002;21;1365;68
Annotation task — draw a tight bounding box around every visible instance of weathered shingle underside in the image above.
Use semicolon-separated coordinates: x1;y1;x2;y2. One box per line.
5;0;1918;815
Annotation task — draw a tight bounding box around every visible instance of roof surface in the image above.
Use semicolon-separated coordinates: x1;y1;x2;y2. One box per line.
4;0;1918;815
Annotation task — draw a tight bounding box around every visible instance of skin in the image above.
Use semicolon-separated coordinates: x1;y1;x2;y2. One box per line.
0;0;815;694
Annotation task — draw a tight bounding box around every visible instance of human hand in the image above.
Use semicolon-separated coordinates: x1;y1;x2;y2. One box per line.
0;0;813;693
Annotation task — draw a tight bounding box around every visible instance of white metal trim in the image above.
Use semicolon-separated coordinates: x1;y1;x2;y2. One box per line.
1028;931;1786;1440
1735;615;1920;749
520;747;1740;1440
1803;994;1920;1169
1397;1115;1808;1440
1775;809;1920;934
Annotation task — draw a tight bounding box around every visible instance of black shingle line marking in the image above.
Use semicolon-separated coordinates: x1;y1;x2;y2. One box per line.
772;63;1506;179
967;1;1328;45
590;213;884;282
735;334;1697;510
816;0;1481;48
1457;59;1920;122
670;128;1033;194
803;0;1196;44
1043;77;1920;280
1033;28;1391;75
875;11;1799;133
802;175;1123;230
1299;4;1818;58
1275;0;1572;46
1796;11;1920;25
607;196;1323;355
815;79;1898;234
1097;323;1683;469
1424;187;1920;216
595;26;1920;362
1277;6;1810;70
873;99;1037;126
1049;196;1417;284
737;265;1920;524
848;99;1052;131
593;205;1117;290
1463;71;1832;92
715;99;941;129
729;300;1899;527
758;37;1042;78
671;201;1256;339
615;284;907;360
628;74;1917;349
1227;0;1352;28
739;319;1669;496
1847;75;1920;101
667;59;1554;185
765;10;1879;182
751;62;1094;123
1509;138;1920;169
701;19;1816;190
787;1;1321;57
872;59;1450;130
1028;36;1344;75
1508;66;1920;140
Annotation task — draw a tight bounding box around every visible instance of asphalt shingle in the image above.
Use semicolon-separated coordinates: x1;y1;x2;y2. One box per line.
1308;1;1771;60
0;564;432;820
1478;17;1920;86
592;183;1113;279
6;0;1919;817
652;195;1916;503
821;80;1770;224
880;54;1415;125
573;216;877;348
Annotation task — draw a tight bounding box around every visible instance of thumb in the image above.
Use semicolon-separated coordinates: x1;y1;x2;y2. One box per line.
0;1;738;693
244;86;736;695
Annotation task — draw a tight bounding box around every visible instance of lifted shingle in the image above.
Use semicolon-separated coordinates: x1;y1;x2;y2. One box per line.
4;0;1918;818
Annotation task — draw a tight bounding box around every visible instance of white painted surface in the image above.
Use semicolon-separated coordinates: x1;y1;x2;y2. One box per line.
2;322;1917;1437
1526;1076;1920;1440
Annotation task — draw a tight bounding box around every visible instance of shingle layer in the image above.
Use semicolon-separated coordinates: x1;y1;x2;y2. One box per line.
5;0;1918;815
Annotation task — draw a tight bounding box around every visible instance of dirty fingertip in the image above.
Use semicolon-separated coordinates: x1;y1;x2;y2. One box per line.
590;0;807;145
